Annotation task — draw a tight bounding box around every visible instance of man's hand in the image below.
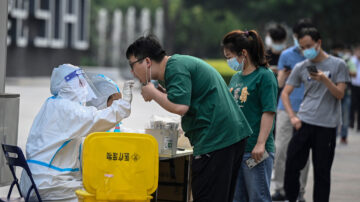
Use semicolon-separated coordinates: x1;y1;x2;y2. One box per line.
290;116;302;130
309;70;326;82
251;143;266;162
141;82;157;102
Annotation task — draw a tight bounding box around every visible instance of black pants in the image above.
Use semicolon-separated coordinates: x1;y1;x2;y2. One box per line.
284;122;336;202
191;138;247;202
350;84;360;130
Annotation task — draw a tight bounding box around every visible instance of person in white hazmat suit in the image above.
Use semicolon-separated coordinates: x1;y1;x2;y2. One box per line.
20;64;135;201
87;73;144;133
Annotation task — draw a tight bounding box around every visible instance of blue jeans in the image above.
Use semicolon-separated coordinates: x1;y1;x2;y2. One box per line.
233;152;274;202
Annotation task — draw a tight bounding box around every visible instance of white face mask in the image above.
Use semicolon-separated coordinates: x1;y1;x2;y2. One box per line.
343;53;351;60
77;87;89;104
265;35;272;47
66;76;89;103
271;43;286;52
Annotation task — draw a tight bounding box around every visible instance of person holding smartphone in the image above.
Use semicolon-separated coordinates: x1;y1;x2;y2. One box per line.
222;30;278;202
281;27;350;202
272;18;314;202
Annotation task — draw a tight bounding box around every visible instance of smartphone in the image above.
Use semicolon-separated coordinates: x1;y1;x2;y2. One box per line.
306;65;318;74
246;151;269;169
284;65;291;71
151;80;159;88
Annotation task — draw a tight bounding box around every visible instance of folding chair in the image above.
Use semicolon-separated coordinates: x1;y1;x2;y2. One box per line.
75;132;159;202
1;144;42;202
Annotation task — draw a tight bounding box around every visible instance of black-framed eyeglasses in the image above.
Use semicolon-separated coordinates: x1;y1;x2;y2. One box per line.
129;57;145;69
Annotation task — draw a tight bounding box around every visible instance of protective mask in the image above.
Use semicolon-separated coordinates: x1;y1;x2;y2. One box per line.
293;36;299;48
337;52;345;58
343;53;351;60
227;57;244;72
65;76;89;103
271;43;286;52
303;45;320;60
76;84;89;104
79;76;97;102
265;35;272;47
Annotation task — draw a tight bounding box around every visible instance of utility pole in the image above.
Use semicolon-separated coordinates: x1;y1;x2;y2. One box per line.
0;0;8;93
0;0;20;187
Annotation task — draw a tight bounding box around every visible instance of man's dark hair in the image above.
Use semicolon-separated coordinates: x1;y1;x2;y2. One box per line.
331;43;346;50
126;35;166;63
268;24;287;42
293;18;314;36
354;43;360;50
298;27;321;42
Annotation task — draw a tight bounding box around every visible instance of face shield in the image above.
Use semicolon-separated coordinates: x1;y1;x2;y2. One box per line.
86;74;121;109
64;69;105;104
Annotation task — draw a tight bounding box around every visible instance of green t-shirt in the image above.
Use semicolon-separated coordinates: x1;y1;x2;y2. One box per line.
165;54;252;156
228;67;277;153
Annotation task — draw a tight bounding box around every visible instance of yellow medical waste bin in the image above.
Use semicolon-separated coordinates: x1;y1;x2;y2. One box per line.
76;132;159;202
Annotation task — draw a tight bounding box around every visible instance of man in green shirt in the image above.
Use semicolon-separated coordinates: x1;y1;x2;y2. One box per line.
126;35;252;202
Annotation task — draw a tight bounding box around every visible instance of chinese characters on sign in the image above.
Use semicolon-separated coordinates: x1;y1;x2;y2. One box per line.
8;0;89;50
106;152;141;162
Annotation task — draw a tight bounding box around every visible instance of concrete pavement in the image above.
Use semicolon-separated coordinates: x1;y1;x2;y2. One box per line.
303;128;360;201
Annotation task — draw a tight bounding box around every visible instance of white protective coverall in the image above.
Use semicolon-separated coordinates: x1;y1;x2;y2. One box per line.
20;64;133;201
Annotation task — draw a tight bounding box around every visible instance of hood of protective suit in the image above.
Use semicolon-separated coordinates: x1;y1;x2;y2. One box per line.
50;64;88;103
87;74;120;109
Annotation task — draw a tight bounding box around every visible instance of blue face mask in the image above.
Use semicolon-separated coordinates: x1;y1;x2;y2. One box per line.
293;36;299;48
303;45;320;60
227;57;244;72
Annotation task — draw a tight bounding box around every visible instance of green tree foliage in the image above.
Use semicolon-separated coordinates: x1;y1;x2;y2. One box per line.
89;0;360;63
92;0;162;13
173;6;245;58
183;0;360;49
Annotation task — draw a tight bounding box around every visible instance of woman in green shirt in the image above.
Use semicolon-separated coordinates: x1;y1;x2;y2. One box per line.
222;30;278;202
